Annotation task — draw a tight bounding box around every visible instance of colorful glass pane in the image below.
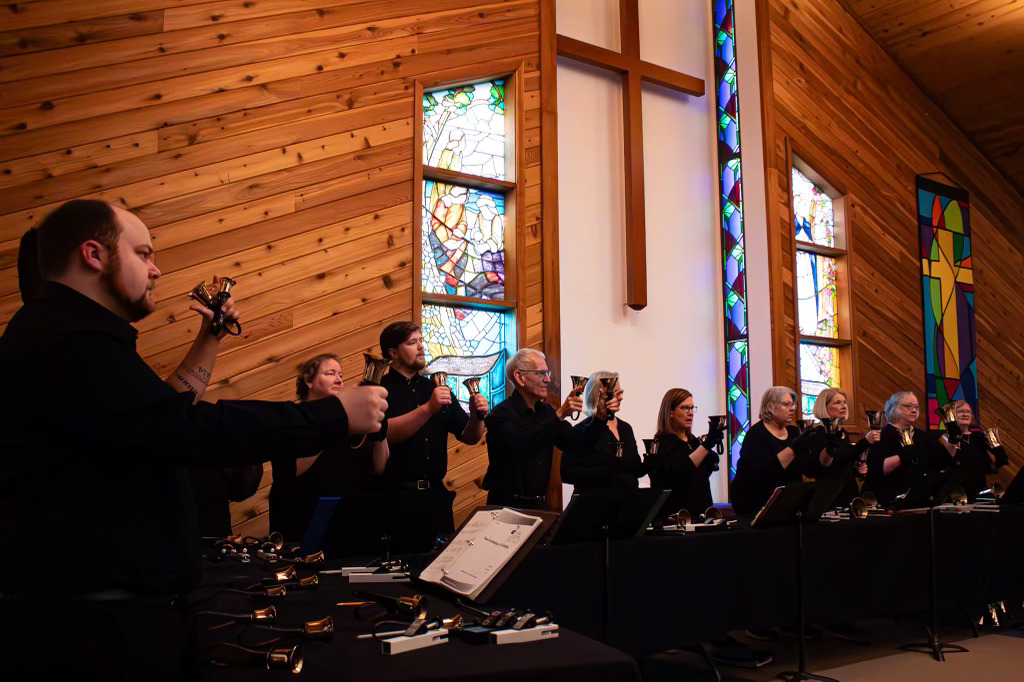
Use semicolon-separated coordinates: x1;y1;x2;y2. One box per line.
421;180;505;300
796;251;838;337
799;344;841;419
423;80;506;181
421;304;510;411
715;0;750;480
792;167;835;247
917;176;978;427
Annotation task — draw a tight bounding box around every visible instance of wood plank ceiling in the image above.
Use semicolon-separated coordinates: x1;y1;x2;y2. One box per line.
842;0;1024;195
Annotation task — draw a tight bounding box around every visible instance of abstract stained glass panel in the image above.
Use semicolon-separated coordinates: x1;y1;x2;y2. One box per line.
421;304;509;411
422;180;505;300
714;0;750;479
799;344;840;419
423;80;506;181
792;167;835;247
917;176;978;428
796;251;838;338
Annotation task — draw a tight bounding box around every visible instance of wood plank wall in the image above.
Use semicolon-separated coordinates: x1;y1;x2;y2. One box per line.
758;0;1024;484
0;0;545;535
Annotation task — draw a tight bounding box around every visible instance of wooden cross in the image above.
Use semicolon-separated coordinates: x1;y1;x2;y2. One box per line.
557;0;705;310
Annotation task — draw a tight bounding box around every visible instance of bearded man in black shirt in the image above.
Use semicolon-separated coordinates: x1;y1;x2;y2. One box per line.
378;321;488;548
0;200;387;679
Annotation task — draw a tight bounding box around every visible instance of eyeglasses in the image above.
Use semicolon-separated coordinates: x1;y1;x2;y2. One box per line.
678;405;698;413
519;369;551;378
901;403;920;410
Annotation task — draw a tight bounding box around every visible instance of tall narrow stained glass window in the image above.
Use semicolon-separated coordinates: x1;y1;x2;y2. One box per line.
418;77;517;412
714;0;750;479
791;164;848;418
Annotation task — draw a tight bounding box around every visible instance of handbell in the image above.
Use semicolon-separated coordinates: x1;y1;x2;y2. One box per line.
865;409;883;431
702;506;723;523
217;276;237;300
569;375;588;419
950;487;968;506
361;354;390;385
849;497;868;519
430;371;449;389
188;281;215;308
599;376;618;418
984;427;1001;449
208;643;304;674
670;508;691;526
900;426;914;446
980;482;1005;500
935;402;958;426
301;616;334;641
642;438;660;458
861;491;878;508
463;377;487;420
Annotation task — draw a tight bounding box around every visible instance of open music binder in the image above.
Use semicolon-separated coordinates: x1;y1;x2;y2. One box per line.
417;506;557;603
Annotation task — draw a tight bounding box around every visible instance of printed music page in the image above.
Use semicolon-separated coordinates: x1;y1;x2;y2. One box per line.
419;508;542;599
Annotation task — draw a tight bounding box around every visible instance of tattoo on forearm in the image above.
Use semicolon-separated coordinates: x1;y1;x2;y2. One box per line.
174;372;199;395
187;365;212;384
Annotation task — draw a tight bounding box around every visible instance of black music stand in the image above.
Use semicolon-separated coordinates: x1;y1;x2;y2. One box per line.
896;470;970;661
547;488;669;643
751;480;843;682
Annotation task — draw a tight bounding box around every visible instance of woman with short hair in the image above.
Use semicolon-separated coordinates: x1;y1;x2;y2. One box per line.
864;391;954;504
730;386;821;517
560;372;645;492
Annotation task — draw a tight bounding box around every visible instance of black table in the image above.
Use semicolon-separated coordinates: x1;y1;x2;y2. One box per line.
192;560;640;682
490;506;1024;657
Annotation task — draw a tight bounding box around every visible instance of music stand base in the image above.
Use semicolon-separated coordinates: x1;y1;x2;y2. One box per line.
897;627;969;662
776;670;839;682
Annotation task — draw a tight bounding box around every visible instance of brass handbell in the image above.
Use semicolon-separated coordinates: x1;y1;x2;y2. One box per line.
865;409;883;431
430;371;449;389
861;491;878;508
361;353;390;385
599;376;618;418
570;375;588;419
900;426;914;446
670;508;691;526
208;643;304;673
849;497;868;519
642;438;659;458
984;427;1001;449
702;506;723;523
188;281;215;308
301;616;334;641
935;402;958;426
463;376;487;419
950;487;968;505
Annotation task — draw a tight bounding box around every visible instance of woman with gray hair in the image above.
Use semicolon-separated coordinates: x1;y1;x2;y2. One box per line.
560;372;645;492
730;386;822;517
864;390;955;504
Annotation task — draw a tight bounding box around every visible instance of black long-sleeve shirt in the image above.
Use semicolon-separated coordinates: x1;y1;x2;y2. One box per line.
561;417;645;492
950;432;1007;497
483;391;604;499
729;421;802;517
0;283;351;596
864;424;955;504
647;432;714;520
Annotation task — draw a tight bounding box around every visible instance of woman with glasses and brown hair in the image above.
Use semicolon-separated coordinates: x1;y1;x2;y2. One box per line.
646;388;725;522
560;371;645;493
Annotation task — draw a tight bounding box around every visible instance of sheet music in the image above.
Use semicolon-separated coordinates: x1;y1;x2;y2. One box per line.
419;508;542;599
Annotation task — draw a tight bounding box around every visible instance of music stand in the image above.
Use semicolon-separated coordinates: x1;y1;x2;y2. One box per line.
896;470;969;661
751;480;843;682
996;467;1024;506
547;489;668;643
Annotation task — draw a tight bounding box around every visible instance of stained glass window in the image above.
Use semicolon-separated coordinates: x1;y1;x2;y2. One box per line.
796;251;838;337
714;0;750;479
792;167;834;247
419;76;516;422
423;80;506;181
421;180;505;300
421;304;509;411
799;343;841;418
